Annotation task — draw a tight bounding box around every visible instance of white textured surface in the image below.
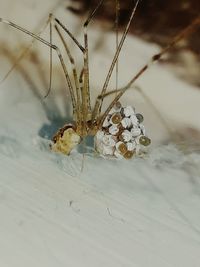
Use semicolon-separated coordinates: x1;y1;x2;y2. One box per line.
0;1;200;266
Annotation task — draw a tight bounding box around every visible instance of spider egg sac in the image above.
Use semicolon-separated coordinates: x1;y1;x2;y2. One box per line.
94;102;151;159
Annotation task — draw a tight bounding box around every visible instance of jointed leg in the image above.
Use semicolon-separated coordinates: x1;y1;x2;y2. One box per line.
97;84;173;134
54;24;81;124
115;0;120;95
91;0;140;122
79;68;84;84
82;0;105;117
54;18;85;53
0;17;77;116
78;68;90;135
99;15;200;127
0;14;52;84
0;45;62;119
54;1;104;130
53;16;88;133
44;14;53;98
79;68;86;114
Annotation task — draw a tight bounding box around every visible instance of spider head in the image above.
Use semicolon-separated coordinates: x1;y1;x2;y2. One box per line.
51;124;81;155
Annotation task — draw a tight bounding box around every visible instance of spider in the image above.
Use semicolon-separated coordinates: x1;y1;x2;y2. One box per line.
0;0;200;159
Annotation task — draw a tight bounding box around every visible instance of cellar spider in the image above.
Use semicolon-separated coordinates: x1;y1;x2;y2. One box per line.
0;0;200;159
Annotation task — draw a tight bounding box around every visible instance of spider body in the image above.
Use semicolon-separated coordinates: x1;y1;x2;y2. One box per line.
51;124;81;155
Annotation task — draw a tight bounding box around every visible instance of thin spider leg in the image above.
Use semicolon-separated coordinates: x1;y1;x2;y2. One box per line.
97;84;173;134
80;0;105;130
79;68;84;84
99;15;200;127
91;0;140;122
115;0;120;95
2;13;53;92
0;45;62;119
97;87;127;99
79;68;84;119
0;14;52;84
44;14;53;98
53;15;88;132
54;24;82;124
84;0;104;26
0;18;77;116
27;49;63;118
55;1;105;129
54;18;85;53
83;0;104;115
79;68;85;94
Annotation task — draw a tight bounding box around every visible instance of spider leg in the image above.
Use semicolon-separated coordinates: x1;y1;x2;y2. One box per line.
79;68;84;84
54;24;82;126
53;16;88;133
79;68;88;119
54;1;104;134
99;15;200;127
79;68;84;122
0;17;77;117
115;0;120;95
91;0;140;122
44;14;53;98
82;0;105;118
0;14;52;84
97;85;173;134
0;45;62;119
54;17;85;53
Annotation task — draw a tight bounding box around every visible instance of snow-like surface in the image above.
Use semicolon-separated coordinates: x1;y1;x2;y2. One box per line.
0;1;200;266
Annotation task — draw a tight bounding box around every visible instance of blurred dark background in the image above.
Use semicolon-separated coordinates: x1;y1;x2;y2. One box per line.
69;0;200;52
68;0;200;86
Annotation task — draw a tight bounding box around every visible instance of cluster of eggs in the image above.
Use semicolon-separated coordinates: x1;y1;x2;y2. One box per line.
94;102;151;159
